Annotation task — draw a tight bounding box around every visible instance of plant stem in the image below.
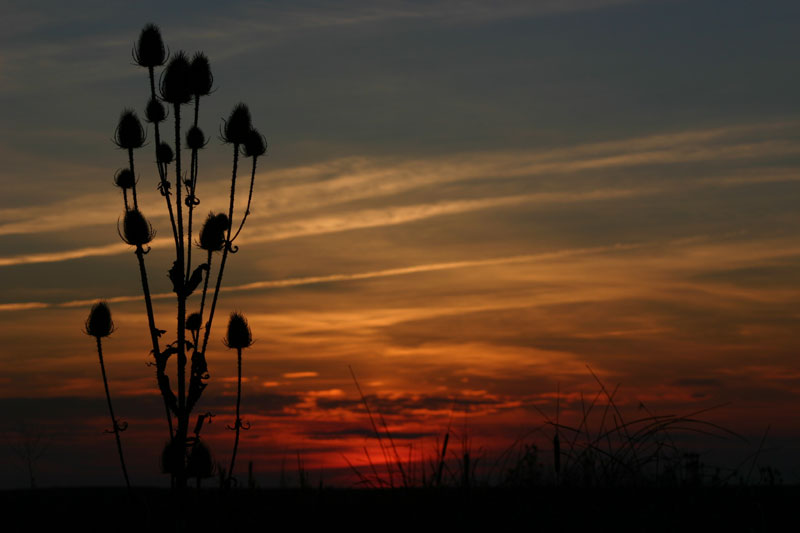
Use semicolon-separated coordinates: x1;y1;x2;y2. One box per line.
174;102;188;488
228;347;243;487
200;143;239;358
135;245;174;437
128;148;138;210
230;155;259;243
148;65;180;254
96;336;131;490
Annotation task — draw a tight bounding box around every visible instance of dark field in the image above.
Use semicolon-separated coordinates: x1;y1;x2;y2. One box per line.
3;485;798;532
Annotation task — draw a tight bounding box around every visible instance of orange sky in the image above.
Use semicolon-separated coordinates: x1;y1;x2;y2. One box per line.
2;1;800;487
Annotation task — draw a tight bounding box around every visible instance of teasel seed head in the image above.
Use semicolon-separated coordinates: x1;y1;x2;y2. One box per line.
189;52;213;97
157;142;174;165
186;312;202;332
85;301;114;338
186;126;206;150
222;103;252;145
242;128;267;158
114;110;145;149
224;312;253;349
145;97;166;123
119;208;155;246
160;51;192;105
114;168;136;190
133;23;167;68
198;213;229;252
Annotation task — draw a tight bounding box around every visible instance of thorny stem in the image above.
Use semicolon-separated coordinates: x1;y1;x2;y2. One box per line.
230;155;259;243
227;347;243;487
128;148;138;210
148;65;179;254
96;336;131;490
200;143;239;358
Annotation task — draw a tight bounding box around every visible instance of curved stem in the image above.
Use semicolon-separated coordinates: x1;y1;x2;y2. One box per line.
96;336;131;490
227;347;243;487
230;155;258;243
200;143;239;358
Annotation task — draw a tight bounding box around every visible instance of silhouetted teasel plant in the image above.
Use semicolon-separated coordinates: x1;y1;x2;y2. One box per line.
85;302;131;489
108;23;267;488
223;312;253;487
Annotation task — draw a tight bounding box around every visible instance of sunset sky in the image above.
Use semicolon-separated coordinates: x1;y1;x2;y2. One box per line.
2;0;800;487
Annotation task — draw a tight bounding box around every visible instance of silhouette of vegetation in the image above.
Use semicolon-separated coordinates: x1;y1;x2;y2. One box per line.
223;312;253;488
93;23;266;489
9;422;51;489
84;302;130;490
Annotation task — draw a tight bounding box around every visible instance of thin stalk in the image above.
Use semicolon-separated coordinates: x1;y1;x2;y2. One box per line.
135;245;174;437
96;336;131;490
122;189;129;212
200;143;239;358
174;102;188;488
186;96;201;281
148;65;180;253
230;155;258;243
227;347;243;487
127;148;138;210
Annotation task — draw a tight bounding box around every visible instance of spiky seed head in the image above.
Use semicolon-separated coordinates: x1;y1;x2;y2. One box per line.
134;23;166;68
186;312;202;332
120;209;155;246
145;97;166;123
186;126;206;150
222;103;252;145
224;312;253;349
114;110;145;149
198;213;229;252
160;51;192;105
189;52;213;97
242;128;267;158
114;168;136;189
157;142;174;164
85;301;114;338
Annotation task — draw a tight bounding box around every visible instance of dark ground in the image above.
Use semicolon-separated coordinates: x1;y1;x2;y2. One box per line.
2;485;798;532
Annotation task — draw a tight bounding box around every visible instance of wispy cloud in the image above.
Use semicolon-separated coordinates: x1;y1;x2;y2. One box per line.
2;121;799;267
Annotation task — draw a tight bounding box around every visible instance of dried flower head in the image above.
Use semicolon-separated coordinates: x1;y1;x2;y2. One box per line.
145;97;166;123
198;213;229;252
186;126;206;150
119;209;155;246
189;52;213;97
85;301;115;338
242;128;267;158
160;51;192;105
224;312;253;349
114;168;136;189
133;23;167;68
222;103;252;145
157;142;174;165
186;312;202;332
114;110;145;149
